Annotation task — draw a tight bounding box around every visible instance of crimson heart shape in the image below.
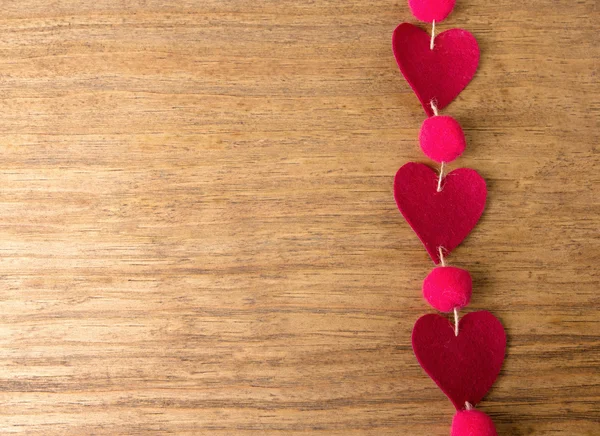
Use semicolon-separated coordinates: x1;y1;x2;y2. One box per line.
392;23;479;117
394;162;486;264
412;311;506;410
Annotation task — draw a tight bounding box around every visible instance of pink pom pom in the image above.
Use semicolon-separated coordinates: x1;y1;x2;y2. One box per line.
451;409;498;436
408;0;456;23
422;266;472;312
419;115;466;163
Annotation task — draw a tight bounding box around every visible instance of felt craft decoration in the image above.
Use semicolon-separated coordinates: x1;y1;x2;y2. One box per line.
408;0;456;23
392;23;479;117
419;115;466;163
451;409;498;436
422;266;472;312
393;162;486;264
392;2;505;433
411;311;506;410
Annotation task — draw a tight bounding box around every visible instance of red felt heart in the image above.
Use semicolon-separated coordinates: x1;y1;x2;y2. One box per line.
412;311;506;410
392;22;479;117
393;162;486;264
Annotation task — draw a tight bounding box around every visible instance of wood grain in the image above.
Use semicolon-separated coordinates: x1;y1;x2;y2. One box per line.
0;1;598;434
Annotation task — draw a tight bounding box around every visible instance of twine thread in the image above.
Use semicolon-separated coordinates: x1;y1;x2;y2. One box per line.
437;161;445;192
454;307;459;336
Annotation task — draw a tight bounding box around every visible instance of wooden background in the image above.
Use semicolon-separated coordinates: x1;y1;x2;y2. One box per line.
0;1;597;434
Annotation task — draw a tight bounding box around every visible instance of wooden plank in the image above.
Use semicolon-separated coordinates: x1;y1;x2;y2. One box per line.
0;1;597;434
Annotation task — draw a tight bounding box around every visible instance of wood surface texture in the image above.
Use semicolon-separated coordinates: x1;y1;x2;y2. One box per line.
0;1;598;435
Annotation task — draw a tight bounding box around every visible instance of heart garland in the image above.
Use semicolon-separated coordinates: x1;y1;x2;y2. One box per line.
391;1;506;435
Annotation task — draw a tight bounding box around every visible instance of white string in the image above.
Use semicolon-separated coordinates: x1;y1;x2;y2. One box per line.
430;20;435;50
438;246;446;266
437;161;445;192
465;401;473;410
454;307;459;336
430;100;439;116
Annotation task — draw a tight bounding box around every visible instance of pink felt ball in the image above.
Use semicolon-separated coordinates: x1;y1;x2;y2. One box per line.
419;115;466;163
422;266;472;312
451;410;498;436
408;0;456;23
